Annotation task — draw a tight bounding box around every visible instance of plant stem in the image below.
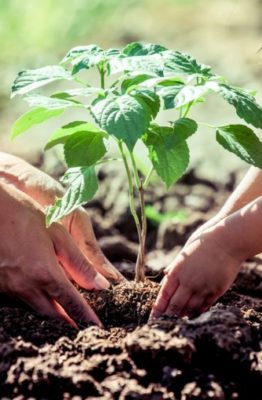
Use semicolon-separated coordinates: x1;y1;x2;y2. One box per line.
144;166;154;188
98;65;106;89
182;100;194;118
136;180;147;282
198;121;217;129
129;151;147;282
118;141;142;255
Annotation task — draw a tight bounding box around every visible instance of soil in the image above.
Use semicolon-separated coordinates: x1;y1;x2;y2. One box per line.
0;166;261;400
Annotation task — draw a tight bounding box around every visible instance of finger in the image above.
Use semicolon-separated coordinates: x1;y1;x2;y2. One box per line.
80;243;125;282
201;294;219;313
20;290;77;328
47;271;103;327
184;295;206;318
150;275;179;319
50;224;110;291
67;209;124;281
165;285;192;317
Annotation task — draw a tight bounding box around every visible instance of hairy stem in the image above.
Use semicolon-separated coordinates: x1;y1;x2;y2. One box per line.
182;100;194;118
129;152;147;282
98;65;106;89
118;142;142;254
144;166;154;188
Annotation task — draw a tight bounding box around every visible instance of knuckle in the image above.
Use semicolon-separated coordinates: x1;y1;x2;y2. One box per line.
47;277;65;298
36;269;54;287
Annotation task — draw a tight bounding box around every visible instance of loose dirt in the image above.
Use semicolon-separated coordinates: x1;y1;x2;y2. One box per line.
0;167;261;399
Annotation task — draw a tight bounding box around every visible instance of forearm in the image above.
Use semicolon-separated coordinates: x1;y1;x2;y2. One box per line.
218;167;262;219
214;195;262;261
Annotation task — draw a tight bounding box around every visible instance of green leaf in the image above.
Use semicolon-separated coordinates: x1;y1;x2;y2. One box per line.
144;125;190;187
64;130;107;167
91;94;152;150
216;125;262;168
46;166;98;226
218;84;262;129
145;205;188;225
45;121;105;150
108;54;164;76
121;74;155;93
61;45;122;74
131;88;160;118
172;118;198;144
52;87;103;100
122;42;167;56
163;51;213;77
158;81;217;110
11;107;64;139
157;84;184;109
61;44;104;63
23;94;84;110
146;76;185;87
11;66;72;97
149;118;197;146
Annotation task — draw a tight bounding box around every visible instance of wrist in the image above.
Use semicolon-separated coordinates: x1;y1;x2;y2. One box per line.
211;198;262;262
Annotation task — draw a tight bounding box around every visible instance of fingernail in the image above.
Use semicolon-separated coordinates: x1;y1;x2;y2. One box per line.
93;273;110;290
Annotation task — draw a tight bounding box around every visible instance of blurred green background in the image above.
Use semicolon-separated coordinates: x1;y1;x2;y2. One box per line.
1;0;262;178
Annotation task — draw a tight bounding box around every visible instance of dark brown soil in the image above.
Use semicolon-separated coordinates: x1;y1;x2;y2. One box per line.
83;280;159;328
0;167;261;400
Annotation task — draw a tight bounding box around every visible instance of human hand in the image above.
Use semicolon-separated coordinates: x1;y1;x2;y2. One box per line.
0;181;110;328
0;152;123;281
151;223;243;319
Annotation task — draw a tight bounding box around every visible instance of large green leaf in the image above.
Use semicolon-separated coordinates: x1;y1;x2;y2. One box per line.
108;54;164;76
61;45;104;65
131;88;160;117
121;74;155;93
11;107;64;139
122;42;167;56
157;84;184;109
216;125;262;168
11;66;72;97
91;94;152;150
45;121;105;150
144;125;190;187
46;166;98;226
218;84;262;129
64;131;107;167
160;82;217;109
158;81;220;110
61;45;121;74
23;94;84;110
163;51;213;77
172;118;198;144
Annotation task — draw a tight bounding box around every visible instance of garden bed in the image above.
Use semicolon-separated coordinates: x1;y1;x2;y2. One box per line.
0;165;261;400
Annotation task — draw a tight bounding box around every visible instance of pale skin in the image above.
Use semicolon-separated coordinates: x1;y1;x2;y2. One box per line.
151;166;262;319
0;152;123;328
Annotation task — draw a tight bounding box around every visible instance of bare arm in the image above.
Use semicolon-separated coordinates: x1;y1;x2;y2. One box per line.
185;166;262;245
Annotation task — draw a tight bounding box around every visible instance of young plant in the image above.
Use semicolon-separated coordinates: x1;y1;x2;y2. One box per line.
11;42;262;282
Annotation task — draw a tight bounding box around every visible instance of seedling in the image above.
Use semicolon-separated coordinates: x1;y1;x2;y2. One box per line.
11;42;262;282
